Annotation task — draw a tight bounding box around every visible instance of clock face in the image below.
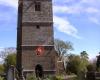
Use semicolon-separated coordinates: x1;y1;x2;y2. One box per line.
35;46;44;56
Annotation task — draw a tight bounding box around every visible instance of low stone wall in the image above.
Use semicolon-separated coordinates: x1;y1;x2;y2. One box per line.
86;72;100;80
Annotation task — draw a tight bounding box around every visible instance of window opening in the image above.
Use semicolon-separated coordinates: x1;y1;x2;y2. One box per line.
36;25;40;29
35;2;41;11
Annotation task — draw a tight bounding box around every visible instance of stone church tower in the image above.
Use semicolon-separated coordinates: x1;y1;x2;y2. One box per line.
16;0;57;78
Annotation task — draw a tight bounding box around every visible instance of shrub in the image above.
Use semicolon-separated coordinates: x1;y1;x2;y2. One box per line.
26;74;37;80
26;74;63;80
0;77;4;80
87;64;95;72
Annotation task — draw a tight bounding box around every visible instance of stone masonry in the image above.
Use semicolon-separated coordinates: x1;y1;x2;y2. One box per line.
16;0;58;78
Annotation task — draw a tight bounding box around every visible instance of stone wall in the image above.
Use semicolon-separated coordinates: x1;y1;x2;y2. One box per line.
22;0;53;23
22;25;54;45
22;46;57;74
17;0;57;77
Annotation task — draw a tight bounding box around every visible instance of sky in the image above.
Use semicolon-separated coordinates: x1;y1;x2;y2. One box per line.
0;0;100;60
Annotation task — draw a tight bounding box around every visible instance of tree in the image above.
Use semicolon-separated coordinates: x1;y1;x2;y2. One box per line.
66;54;82;74
1;48;16;72
4;54;16;66
0;64;4;73
3;53;16;72
0;47;16;73
80;51;89;72
0;47;16;59
96;52;100;71
80;51;88;60
66;52;89;75
87;64;96;72
0;77;4;80
86;58;96;72
54;39;73;60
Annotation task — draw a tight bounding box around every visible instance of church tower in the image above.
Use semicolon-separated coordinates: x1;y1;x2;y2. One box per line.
17;0;57;78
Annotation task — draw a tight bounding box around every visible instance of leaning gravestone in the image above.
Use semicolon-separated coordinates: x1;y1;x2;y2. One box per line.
7;66;15;80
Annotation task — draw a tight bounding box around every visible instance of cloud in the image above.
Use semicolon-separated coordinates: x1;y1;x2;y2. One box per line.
0;0;18;8
0;48;3;51
0;0;18;32
81;0;100;6
0;58;4;64
89;17;100;25
53;16;81;39
0;47;4;64
0;6;17;31
53;0;100;26
0;49;2;52
54;2;100;14
0;0;82;39
85;7;99;13
0;0;99;39
53;5;82;14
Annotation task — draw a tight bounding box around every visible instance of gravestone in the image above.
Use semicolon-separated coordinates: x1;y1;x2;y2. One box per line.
95;72;100;80
7;66;14;80
86;72;95;80
86;72;100;80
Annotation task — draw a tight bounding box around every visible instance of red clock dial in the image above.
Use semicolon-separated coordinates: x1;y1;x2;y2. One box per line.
36;46;44;56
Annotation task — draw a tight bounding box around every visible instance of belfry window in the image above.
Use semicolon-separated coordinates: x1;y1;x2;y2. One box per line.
36;25;40;29
35;2;41;11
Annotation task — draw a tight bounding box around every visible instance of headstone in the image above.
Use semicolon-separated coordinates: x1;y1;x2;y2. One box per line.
86;72;95;80
86;72;100;80
95;72;100;80
7;66;14;80
56;61;65;74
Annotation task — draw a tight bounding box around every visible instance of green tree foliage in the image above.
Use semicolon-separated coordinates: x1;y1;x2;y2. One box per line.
0;65;4;73
4;53;16;67
87;64;96;72
80;51;89;71
0;47;16;73
80;51;88;60
66;54;82;74
66;52;89;75
3;53;16;72
54;39;73;60
0;77;4;80
26;74;37;80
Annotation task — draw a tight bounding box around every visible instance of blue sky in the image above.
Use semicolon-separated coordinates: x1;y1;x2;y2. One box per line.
0;0;100;59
